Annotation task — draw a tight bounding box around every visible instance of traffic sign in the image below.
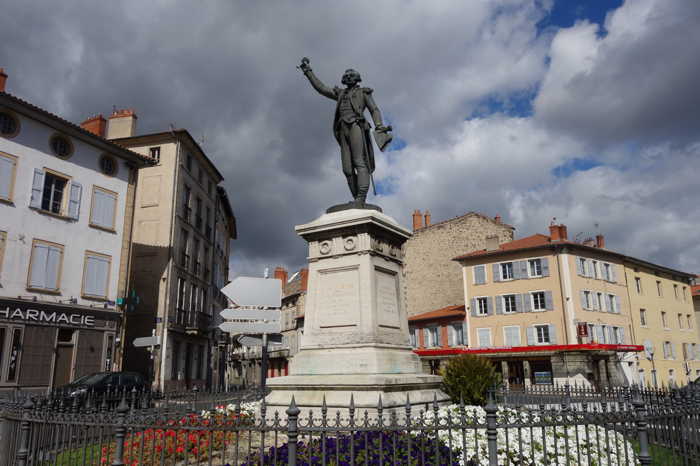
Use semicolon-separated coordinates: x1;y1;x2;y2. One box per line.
220;277;282;308
238;334;282;347
133;335;161;347
219;321;281;334
220;308;280;321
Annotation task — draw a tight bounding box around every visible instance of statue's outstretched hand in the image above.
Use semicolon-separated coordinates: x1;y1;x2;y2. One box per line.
299;57;311;73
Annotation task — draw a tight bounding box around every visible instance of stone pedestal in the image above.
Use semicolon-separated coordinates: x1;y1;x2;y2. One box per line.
266;209;448;412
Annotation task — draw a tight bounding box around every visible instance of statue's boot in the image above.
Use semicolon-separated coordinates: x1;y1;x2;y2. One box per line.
346;175;358;199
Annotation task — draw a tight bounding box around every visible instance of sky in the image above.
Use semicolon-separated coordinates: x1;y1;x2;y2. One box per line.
2;0;699;278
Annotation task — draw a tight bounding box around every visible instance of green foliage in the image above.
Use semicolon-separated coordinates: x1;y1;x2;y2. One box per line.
440;354;501;405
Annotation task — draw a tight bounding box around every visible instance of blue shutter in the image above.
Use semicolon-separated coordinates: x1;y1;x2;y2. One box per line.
68;182;82;219
474;265;485;285
486;297;494;316
29;243;49;288
447;326;454;347
470;298;477;317
0;155;14;200
492;264;500;282
610;264;617;283
462;322;468;345
522;293;531;312
515;294;522;312
575;257;583;276
544;291;553;310
619;328;625;344
518;261;528;278
549;325;557;344
614;295;621;314
526;327;535;345
30;169;44;208
541;258;550;277
495;296;503;315
580;291;587;310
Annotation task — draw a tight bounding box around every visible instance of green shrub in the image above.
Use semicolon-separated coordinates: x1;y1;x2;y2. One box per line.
440;354;501;405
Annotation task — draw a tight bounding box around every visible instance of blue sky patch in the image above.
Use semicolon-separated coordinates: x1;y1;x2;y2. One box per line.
538;0;623;36
552;157;602;178
387;137;407;152
469;88;537;119
375;176;398;196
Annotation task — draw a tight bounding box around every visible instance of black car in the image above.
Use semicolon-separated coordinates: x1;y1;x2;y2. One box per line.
58;371;149;404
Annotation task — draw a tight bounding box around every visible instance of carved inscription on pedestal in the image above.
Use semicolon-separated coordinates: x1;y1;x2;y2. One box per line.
376;268;400;329
317;266;360;329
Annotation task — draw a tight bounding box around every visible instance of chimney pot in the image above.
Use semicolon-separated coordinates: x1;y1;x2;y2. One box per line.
412;209;423;231
80;114;107;137
596;234;605;249
0;68;7;93
549;223;568;241
424;210;431;227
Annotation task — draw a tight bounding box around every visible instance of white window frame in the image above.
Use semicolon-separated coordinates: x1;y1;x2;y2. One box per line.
89;185;119;231
472;265;487;285
451;324;465;346
503;325;521;347
476;328;492;348
409;328;417;348
663;341;672;360
475;296;488;316
426;326;439;348
635;277;642;294
531;290;546;312
502;294;517;314
678;313;684;330
640;309;647;327
578;258;588;276
534;324;551;344
603;263;611;281
500;262;514;281
0;151;18;203
583;290;592;310
26;239;64;292
597;292;605;312
661;311;669;329
528;258;543;278
591;260;599;279
81;250;112;300
607;294;617;313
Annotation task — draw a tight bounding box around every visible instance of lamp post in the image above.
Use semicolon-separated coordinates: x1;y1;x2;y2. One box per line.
646;349;657;388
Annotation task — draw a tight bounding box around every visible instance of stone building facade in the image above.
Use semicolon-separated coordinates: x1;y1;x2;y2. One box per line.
403;210;514;318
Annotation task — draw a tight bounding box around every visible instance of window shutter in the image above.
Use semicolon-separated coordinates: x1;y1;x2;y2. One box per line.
495;296;503;315
492;264;500;282
85;255;109;297
512;262;520;279
68;182;82;219
103;191;116;229
599;294;607;312
30;169;44;209
29;243;49;288
549;325;557;344
526;327;535;345
522;293;531;312
541;258;550;277
519;261;528;278
606;327;615;344
486;297;494;315
470;298;477;317
0;156;14;199
580;291;587;310
92;190;117;229
45;245;61;290
671;344;676;360
544;291;553;310
595;325;603;342
576;257;583;276
462;322;468;345
591;293;599;310
609;264;616;282
514;294;522;312
619;328;625;344
614;296;621;314
447;326;454;347
474;265;485;285
584;259;593;278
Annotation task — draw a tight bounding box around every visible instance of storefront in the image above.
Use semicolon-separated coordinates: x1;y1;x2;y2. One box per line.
0;298;120;393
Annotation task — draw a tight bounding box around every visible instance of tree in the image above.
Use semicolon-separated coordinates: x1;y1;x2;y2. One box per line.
441;354;501;405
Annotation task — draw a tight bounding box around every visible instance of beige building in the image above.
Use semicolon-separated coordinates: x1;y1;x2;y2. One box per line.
107;115;237;391
447;223;698;388
403;210;514;317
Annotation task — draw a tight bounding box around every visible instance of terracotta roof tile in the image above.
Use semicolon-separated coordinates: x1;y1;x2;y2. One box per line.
454;233;563;260
408;304;465;322
692;285;700;297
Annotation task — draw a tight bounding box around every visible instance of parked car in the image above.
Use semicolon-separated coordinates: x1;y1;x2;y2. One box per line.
57;371;149;404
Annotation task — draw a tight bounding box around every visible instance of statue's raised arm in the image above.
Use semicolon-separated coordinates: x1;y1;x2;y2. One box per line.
299;58;337;101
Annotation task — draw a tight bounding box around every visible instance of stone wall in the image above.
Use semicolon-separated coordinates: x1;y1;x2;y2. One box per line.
403;212;514;317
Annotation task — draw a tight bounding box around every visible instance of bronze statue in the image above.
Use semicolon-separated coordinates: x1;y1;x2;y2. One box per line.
299;57;392;209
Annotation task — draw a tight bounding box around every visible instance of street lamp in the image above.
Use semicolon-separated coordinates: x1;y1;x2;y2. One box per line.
645;345;657;388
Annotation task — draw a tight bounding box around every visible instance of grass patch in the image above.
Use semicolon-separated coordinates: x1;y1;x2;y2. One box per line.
631;440;685;465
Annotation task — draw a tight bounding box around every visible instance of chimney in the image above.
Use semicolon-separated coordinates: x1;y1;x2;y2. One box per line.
300;268;309;292
106;108;137;139
596;234;605;249
0;68;7;92
549;224;568;242
424;210;431;227
494;215;501;224
412;209;423;231
485;235;499;251
273;266;288;287
80;114;107;137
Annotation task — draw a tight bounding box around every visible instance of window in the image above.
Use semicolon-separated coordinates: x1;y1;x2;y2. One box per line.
603;263;611;281
656;281;663;297
582;290;592;309
99;154;118;176
192;239;200;274
409;328;417;348
476;297;488;316
207;180;213;196
578;258;587;276
27;239;64;292
6;328;22;382
606;294;618;313
674;284;679;299
535;325;550;344
614;327;624;344
477;328;491;347
683;286;688;302
688;315;693;330
0;111;20;137
195;197;203;229
504;326;520;346
203;247;210;279
176;278;186;322
90;186;118;230
528;259;542;277
49;134;73;158
531;291;546;311
661;311;668;328
503;295;516;313
600;325;608;343
198;167;203;184
182;185;191;221
180;229;189;268
669;369;675;387
82;251;111;299
205;207;212;239
0;152;18;202
663;341;673;359
473;265;486;285
452;324;465;346
596;292;604;311
678;313;684;329
640;309;647;326
0;231;6;280
635;277;642;294
186;153;193;172
149;146;161;163
591;260;599;279
427;327;439;347
500;262;514;280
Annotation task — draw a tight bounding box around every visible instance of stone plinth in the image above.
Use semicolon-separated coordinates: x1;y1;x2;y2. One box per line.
266;209;448;412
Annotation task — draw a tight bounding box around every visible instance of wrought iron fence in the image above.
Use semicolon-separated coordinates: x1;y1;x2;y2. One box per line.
1;384;699;465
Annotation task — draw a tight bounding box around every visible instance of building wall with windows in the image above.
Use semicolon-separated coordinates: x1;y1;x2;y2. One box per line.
0;87;152;392
624;264;699;387
403;211;514;318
